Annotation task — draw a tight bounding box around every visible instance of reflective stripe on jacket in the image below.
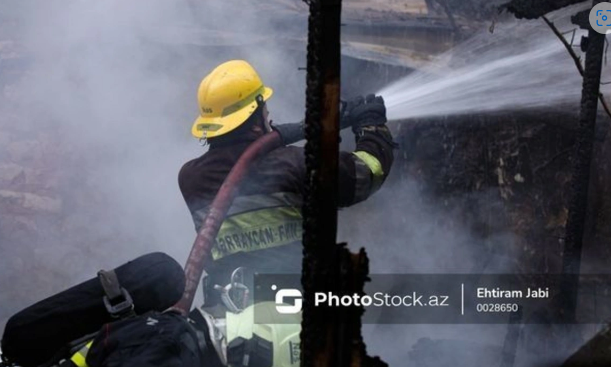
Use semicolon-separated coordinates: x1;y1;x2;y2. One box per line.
192;192;303;260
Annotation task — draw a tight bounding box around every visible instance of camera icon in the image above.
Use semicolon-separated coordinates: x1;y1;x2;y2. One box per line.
597;10;611;25
590;2;611;34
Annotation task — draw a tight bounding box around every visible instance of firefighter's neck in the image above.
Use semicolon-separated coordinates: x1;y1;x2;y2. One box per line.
209;118;268;148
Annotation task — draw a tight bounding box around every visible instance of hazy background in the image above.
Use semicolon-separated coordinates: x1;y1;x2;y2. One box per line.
0;0;307;326
0;1;601;366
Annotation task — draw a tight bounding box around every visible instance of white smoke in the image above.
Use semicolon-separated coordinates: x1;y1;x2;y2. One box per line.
0;0;307;330
0;1;599;366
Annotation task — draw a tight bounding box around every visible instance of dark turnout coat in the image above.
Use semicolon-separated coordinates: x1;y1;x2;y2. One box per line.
178;129;394;286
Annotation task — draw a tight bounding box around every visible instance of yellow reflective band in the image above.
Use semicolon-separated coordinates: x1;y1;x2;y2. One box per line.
71;353;87;367
353;151;384;177
70;341;93;367
221;85;265;117
212;206;303;260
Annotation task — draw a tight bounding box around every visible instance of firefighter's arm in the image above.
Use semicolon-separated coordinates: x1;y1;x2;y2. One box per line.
338;94;395;206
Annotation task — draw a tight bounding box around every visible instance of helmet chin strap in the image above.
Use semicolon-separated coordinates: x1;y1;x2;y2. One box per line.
255;94;264;105
198;131;209;147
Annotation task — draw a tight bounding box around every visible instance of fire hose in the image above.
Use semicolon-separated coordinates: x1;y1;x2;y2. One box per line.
172;131;284;315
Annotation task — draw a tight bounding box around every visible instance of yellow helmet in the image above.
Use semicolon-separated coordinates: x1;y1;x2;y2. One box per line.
191;60;274;139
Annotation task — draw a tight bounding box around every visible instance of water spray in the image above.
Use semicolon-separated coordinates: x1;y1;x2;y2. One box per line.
376;14;602;122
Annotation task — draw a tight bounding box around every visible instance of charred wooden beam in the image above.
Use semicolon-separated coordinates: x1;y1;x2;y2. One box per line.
300;0;343;364
561;0;605;323
300;0;386;365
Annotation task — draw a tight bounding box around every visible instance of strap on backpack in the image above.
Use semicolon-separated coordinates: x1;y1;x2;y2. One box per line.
98;269;135;319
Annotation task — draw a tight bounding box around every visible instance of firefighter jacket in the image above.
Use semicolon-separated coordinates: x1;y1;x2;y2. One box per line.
178;129;394;284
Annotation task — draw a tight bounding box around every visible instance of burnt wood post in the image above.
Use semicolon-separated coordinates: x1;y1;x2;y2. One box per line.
561;0;605;323
300;0;387;366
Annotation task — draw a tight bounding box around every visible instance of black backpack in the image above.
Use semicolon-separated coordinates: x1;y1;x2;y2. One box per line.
85;311;205;367
1;253;186;367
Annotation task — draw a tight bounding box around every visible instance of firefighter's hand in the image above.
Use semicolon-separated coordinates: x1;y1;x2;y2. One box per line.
342;94;387;134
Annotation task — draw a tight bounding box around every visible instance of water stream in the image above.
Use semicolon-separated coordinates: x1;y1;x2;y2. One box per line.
378;11;608;121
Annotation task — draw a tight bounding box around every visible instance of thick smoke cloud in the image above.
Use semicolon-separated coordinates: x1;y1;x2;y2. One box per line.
0;0;306;331
0;1;601;366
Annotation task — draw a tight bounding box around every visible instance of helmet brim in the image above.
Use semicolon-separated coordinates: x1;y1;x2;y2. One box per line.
191;86;273;139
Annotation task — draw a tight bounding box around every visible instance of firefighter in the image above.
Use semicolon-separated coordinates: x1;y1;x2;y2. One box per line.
178;59;394;305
